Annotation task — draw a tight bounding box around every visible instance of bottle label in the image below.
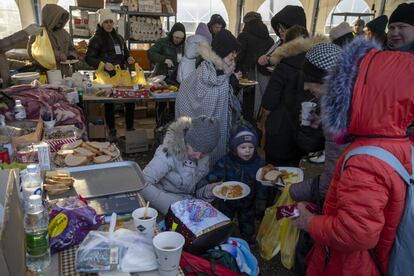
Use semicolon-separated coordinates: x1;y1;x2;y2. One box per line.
26;231;49;256
48;213;68;238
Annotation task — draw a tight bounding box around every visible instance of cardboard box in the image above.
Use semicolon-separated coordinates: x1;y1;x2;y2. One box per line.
77;0;104;8
0;170;25;276
118;129;149;153
87;103;105;122
88;123;106;139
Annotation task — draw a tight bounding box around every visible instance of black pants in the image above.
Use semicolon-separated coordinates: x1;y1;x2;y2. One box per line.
104;103;135;130
156;102;175;127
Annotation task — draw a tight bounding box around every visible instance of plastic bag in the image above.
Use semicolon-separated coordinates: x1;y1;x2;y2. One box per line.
48;196;104;254
132;63;147;86
116;65;132;86
94;62;120;86
256;184;300;269
76;213;157;273
31;28;56;69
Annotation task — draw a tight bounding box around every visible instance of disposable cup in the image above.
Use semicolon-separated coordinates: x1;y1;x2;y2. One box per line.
152;231;185;276
132;207;158;239
301;102;317;126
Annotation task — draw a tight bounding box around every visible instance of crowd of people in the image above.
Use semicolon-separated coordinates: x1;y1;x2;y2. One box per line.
141;2;414;275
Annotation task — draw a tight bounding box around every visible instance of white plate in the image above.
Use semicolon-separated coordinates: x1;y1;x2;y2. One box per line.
60;59;79;65
213;181;251;200
256;166;304;187
239;80;258;86
11;72;39;80
150;91;177;98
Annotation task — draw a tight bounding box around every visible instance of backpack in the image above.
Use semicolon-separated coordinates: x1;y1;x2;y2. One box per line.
341;146;414;276
180;251;241;276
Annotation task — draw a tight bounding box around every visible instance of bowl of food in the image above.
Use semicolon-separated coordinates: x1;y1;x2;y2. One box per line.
212;181;250;200
256;164;303;187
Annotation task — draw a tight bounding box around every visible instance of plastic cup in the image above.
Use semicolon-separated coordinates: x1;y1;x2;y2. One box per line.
301;102;317;126
132;207;158;239
152;231;185;276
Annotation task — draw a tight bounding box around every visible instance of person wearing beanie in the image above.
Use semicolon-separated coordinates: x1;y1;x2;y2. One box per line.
198;121;264;244
352;18;365;36
207;14;227;37
85;8;136;141
387;3;414;52
329;22;354;47
364;15;388;45
177;23;212;83
176;29;242;165
293;36;414;275
141;116;220;215
237;11;274;119
27;4;77;75
288;43;344;275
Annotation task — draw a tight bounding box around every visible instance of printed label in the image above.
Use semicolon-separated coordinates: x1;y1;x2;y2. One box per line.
48;213;68;237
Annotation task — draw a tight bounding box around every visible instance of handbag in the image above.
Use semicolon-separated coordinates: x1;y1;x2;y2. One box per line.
31;28;56;69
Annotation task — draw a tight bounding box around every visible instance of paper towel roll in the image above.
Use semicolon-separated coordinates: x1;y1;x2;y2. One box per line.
47;70;63;85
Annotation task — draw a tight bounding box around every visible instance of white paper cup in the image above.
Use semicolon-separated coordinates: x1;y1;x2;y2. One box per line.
132;207;158;238
301;102;317;126
152;231;185;276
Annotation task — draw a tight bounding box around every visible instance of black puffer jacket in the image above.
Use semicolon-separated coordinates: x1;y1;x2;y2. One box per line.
237;19;274;76
271;5;306;35
86;27;130;70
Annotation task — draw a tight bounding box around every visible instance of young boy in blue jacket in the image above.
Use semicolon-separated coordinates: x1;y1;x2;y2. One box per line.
201;123;265;244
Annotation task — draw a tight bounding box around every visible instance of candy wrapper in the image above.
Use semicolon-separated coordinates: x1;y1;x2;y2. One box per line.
48;196;104;254
276;203;318;220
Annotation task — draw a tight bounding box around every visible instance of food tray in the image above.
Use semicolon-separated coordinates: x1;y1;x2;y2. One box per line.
53;146;121;167
47;161;146;200
256;166;304;187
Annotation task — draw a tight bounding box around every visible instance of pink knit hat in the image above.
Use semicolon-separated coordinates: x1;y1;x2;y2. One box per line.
195;23;212;43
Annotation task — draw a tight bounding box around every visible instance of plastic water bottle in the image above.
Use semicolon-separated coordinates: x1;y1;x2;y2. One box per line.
21;164;42;210
14;99;26;120
25;194;51;272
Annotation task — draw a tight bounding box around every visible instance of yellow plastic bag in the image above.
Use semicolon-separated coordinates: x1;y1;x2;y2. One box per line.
132;63;147;86
31;28;56;69
257;184;300;269
116;65;132;87
93;62;120;86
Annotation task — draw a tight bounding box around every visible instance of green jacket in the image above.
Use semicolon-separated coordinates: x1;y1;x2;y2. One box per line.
147;36;182;76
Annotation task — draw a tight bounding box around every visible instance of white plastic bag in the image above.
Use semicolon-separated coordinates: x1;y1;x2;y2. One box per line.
76;213;157;273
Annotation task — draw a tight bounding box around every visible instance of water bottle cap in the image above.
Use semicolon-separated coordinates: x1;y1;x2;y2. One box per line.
29;194;42;206
15;100;22;105
26;164;37;173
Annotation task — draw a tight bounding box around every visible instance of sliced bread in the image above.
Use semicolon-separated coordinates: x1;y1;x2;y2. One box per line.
64;154;88;167
264;170;282;182
61;140;83;150
87;141;110;150
93;155;112;164
74;147;95;158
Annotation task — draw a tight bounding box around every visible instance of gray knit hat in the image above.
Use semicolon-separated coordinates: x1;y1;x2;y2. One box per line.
185;116;220;153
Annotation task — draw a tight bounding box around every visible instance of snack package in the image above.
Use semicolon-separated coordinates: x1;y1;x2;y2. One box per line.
276;203;318;220
48;196;104;254
76;213;157;272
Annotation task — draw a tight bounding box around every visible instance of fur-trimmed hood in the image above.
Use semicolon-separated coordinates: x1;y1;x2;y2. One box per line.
269;35;329;66
197;43;233;73
322;37;414;142
162;116;192;162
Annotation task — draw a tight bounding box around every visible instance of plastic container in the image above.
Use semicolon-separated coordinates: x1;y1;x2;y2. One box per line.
24;195;51;272
14;100;27;120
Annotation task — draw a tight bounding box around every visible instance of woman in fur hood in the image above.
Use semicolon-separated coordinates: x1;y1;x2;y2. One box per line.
141;116;221;214
175;29;242;166
260;28;329;166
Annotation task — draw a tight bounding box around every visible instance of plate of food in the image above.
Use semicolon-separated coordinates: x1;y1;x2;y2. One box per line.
212;181;251;200
239;78;258;86
256;164;303;187
54;140;120;167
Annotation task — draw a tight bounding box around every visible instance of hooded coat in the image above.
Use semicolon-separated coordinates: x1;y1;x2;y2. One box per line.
175;43;240;166
237;19;274;76
177;34;210;83
141;117;211;214
271;5;307;36
147;23;186;76
306;38;414;275
262;35;329;165
28;4;76;69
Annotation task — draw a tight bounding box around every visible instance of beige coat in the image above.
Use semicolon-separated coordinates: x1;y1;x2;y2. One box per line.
27;4;76;72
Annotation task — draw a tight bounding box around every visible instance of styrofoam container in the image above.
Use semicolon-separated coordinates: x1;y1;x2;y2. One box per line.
256;166;304;187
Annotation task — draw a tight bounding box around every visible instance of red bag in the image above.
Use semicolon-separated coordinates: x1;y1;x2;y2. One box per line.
180;251;240;276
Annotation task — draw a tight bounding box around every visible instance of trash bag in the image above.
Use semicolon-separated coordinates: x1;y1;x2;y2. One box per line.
31;28;56;69
256;184;300;269
132;63;147;86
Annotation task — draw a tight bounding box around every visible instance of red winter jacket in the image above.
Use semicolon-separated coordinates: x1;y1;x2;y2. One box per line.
306;48;414;275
